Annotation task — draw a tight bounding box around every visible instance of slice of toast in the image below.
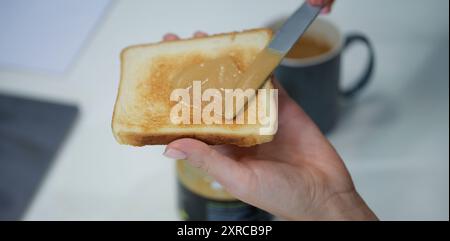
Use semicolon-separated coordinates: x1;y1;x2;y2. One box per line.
112;29;278;147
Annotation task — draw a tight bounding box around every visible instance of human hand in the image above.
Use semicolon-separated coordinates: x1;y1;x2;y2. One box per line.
162;32;376;220
308;0;335;14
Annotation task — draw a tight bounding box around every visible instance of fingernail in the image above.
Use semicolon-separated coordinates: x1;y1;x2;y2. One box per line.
163;148;187;159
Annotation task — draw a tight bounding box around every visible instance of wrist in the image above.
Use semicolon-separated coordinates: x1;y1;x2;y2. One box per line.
320;190;378;221
298;190;378;221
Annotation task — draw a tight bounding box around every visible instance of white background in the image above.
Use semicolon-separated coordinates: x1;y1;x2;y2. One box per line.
0;0;110;73
0;0;448;220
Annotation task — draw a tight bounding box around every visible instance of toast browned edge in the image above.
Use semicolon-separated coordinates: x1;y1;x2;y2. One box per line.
116;131;274;147
112;28;276;147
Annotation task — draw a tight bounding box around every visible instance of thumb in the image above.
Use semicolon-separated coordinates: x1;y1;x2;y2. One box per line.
163;138;251;198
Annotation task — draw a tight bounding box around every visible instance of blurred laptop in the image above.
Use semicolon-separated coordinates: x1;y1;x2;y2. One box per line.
0;0;109;220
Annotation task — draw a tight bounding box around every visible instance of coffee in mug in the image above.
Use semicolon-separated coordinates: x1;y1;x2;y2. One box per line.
273;18;375;133
286;35;332;59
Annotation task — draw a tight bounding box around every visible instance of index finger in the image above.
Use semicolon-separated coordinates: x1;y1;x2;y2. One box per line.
163;33;180;41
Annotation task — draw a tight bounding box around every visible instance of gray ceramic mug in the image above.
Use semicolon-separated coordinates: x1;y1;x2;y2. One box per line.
274;19;375;133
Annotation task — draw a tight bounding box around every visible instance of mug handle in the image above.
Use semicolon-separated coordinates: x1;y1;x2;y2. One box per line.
340;33;375;98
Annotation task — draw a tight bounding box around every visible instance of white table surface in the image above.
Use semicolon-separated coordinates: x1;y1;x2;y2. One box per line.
0;0;448;220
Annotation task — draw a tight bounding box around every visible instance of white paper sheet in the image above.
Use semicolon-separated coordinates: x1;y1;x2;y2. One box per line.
0;0;110;74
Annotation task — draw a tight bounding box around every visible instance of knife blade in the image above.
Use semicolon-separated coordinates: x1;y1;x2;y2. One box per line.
268;2;322;54
231;2;322;119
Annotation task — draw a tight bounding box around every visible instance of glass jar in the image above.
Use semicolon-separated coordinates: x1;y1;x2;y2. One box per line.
176;159;272;221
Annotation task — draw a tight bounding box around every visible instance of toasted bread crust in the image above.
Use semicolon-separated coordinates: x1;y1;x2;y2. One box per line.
119;28;273;58
116;132;274;147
